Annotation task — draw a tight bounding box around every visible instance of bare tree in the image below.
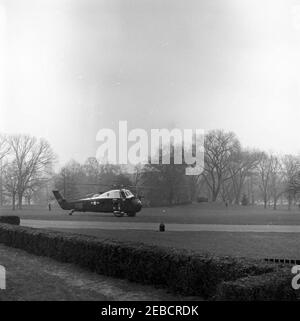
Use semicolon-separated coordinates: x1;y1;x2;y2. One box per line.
283;155;300;209
257;153;274;209
0;135;10;206
83;157;102;182
54;160;83;200
269;155;286;210
3;160;18;210
202;130;241;201
8;135;55;209
0;135;10;161
227;150;262;204
130;163;145;197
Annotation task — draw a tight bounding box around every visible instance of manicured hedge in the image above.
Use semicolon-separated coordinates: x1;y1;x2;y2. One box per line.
215;268;298;301
0;223;279;298
0;216;20;225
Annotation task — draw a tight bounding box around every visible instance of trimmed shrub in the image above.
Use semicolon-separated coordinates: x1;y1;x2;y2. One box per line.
0;223;279;298
0;216;20;225
197;197;209;203
241;194;249;206
215;269;298;301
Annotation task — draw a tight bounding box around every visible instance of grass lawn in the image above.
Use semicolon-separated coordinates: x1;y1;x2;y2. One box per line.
0;203;298;300
2;203;300;225
52;228;300;260
2;202;300;262
0;244;194;301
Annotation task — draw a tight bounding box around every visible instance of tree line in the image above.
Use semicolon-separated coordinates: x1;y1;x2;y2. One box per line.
0;134;54;209
1;130;300;209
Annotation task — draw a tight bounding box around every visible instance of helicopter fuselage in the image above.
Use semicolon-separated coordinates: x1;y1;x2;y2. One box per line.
53;189;142;216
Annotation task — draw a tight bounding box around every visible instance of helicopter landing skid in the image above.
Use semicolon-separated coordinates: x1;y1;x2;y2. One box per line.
113;211;125;217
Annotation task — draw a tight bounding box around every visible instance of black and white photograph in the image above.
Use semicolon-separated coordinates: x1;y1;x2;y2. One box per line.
1;0;300;310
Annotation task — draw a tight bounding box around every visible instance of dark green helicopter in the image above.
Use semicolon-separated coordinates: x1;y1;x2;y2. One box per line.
53;188;142;217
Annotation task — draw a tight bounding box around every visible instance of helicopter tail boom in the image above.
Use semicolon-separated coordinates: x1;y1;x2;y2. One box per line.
52;190;70;210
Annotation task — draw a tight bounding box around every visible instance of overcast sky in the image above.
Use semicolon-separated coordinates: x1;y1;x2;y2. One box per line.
1;0;300;166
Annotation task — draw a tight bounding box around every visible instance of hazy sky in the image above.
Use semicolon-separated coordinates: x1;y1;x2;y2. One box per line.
1;0;300;166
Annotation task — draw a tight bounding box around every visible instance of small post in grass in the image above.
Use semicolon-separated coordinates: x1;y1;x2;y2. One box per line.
159;222;165;232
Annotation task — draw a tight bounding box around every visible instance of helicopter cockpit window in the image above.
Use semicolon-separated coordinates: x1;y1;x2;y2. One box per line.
97;190;121;199
110;190;121;198
125;190;134;197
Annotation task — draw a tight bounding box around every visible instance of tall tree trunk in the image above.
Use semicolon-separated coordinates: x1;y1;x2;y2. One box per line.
234;189;242;205
18;192;22;210
168;188;174;205
250;176;255;206
288;193;292;211
0;182;2;207
212;190;218;202
12;193;15;210
212;182;221;202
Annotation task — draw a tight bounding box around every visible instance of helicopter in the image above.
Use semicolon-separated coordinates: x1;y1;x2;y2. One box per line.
53;188;142;217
